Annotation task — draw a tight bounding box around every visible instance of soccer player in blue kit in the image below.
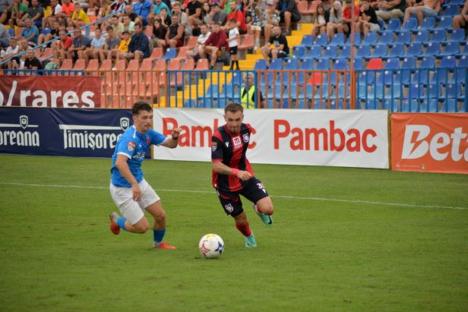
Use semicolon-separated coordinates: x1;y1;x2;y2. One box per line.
109;101;181;250
211;103;274;248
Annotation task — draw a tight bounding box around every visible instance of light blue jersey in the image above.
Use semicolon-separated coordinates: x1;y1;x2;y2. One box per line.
111;126;166;187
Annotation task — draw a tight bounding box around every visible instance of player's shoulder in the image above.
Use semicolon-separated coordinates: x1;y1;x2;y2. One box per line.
213;126;225;140
242;123;253;133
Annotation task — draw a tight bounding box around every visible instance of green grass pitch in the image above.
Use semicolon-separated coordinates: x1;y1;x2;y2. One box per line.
0;154;467;311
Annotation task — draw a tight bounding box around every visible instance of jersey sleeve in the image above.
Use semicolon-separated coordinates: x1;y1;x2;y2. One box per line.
116;136;136;159
148;129;166;146
211;131;224;160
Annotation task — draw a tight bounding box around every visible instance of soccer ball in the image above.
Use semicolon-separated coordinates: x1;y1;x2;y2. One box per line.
198;234;224;259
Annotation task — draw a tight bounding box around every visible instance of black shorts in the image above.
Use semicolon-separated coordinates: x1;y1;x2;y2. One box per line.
216;177;269;217
229;46;238;55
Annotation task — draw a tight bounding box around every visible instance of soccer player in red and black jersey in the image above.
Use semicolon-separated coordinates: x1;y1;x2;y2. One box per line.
211;103;274;248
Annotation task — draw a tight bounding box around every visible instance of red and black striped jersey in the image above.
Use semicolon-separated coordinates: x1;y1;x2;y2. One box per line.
211;123;254;192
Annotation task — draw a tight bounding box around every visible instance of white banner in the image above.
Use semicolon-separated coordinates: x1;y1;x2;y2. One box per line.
153;109;389;169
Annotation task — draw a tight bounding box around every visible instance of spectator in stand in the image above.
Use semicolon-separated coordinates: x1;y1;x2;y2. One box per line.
0;0;9;24
0;23;10;48
226;1;247;34
189;22;210;59
9;0;29;26
113;30;130;60
71;2;90;27
42;0;62;28
125;4;138;21
261;25;289;62
326;0;344;40
342;0;360;37
132;0;152;25
111;0;128;15
171;1;189;26
276;0;301;34
376;0;406;21
86;27;106;62
403;0;440;26
244;0;262;49
69;27;91;61
152;0;171;16
103;25;120;60
53;29;73;61
159;7;171;27
38;17;60;47
24;0;44;29
121;14;135;34
312;3;329;36
60;0;75;17
1;37;19;62
7;38;28;69
226;18;239;70
209;3;227;26
186;0;203;25
261;1;280;44
44;54;60;70
201;21;228;69
165;13;185;48
152;17;167;48
240;72;264;109
453;0;468;30
358;0;380;38
21;17;40;44
24;47;43;70
127;22;150;61
201;2;212;24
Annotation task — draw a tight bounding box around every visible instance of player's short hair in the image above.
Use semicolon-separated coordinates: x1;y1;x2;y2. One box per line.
225;103;243;114
132;101;152;115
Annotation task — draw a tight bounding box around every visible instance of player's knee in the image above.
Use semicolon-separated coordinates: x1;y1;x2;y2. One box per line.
133;219;150;233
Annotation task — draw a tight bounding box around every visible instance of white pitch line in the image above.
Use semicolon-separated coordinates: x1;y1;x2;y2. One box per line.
1;182;467;211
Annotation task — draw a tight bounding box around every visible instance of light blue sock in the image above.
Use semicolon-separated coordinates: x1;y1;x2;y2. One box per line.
153;228;166;244
117;216;127;231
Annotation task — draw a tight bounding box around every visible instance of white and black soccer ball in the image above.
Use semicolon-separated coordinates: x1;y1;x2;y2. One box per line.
198;234;224;259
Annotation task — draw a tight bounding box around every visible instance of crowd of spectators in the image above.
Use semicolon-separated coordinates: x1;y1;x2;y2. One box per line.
0;0;466;72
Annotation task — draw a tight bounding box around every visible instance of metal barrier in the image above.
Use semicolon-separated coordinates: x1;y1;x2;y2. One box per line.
1;67;467;112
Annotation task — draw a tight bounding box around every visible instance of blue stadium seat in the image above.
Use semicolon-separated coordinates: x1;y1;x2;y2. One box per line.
386;18;401;31
388;43;405;58
254;59;268;70
316;58;330;70
339;45;351;59
163;48;177;60
385;58;401;69
357;45;372;58
284;58;299;70
440;42;461;56
414;30;431;43
379;31;394;45
314;34;328;46
397;31;412;45
402;18;418;32
431;29;447;43
334;58;349;70
439;98;458;112
436;16;453;30
323;46;338;59
423;42;441;56
373;44;388;58
306;46;322;58
363;32;379;46
354;58;366;70
450;29;465;42
420;17;436;29
269;58;283;70
301;35;314;46
301;58;314;70
401;57;417;69
442;5;462;16
440;55;457;68
329;32;346;46
406;43;423;57
293;46;306;58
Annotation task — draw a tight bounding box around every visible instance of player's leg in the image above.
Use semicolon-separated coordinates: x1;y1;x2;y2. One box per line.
217;189;256;248
138;179;176;250
241;177;274;225
109;183;150;234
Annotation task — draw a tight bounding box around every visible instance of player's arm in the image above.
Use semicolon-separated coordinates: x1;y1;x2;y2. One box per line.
115;154;141;201
212;159;252;181
160;127;182;148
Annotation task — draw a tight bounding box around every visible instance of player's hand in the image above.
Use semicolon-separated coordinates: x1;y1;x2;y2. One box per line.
132;184;142;201
171;127;182;140
236;170;253;181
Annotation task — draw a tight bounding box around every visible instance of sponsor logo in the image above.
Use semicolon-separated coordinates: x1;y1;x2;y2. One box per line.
402;125;467;161
224;203;234;213
58;118;129;150
274;119;378;152
242;133;249;143
128;142;136;152
232;136;242;149
211;141;217;152
0;115;40;147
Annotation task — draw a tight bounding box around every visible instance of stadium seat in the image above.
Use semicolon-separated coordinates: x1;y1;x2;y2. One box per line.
402;18;418;32
185;36;198;49
150;47;163;59
396;31;411;45
254;59;268;70
163;48;177;60
423;42;441;57
440;42;461;56
269;58;283;70
379;31;394;45
323;46;338;59
334;58;349;70
406;43;423;57
440;55;457;68
431;29;447;43
367;58;384;70
357;45;372;59
284;58;299;70
60;59;73;70
450;29;465;42
436;16;452;30
401;57;417;69
363;32;378;46
388;43;405;58
414;30;431;43
386;18;401;31
195;58;209;70
293;46;306;58
301;35;314;46
329;32;345;46
373;44;388;58
86;59;99;75
314;34;328;46
420;17;436;29
306;45;322;58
